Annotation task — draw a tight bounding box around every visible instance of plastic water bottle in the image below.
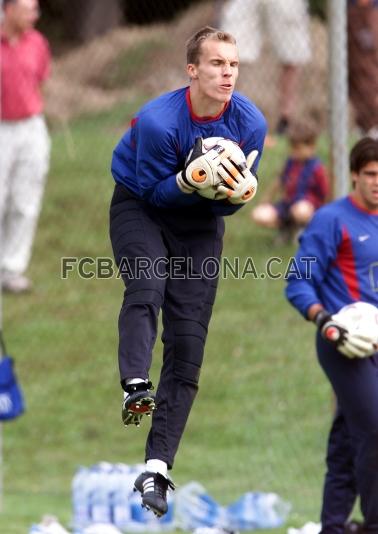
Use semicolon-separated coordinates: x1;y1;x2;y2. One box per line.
130;489;150;524
193;529;239;534
175;481;226;530
256;492;291;528
72;467;91;529
226;491;291;530
112;467;134;529
89;464;112;523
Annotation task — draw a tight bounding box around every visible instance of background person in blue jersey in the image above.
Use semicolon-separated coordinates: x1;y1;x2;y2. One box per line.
250;120;329;243
286;137;378;534
110;26;266;517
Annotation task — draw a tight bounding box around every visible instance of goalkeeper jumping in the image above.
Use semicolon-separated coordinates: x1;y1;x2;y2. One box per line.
286;137;378;534
109;26;266;517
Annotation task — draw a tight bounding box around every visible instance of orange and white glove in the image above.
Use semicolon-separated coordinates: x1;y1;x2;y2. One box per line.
216;150;259;204
176;137;230;194
315;309;377;358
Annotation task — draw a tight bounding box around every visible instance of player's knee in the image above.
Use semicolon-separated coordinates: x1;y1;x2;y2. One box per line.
172;321;207;385
362;430;378;470
173;358;201;386
124;278;165;308
290;200;314;225
250;203;279;228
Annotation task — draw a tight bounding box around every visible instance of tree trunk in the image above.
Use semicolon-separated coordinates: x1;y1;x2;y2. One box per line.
64;0;122;42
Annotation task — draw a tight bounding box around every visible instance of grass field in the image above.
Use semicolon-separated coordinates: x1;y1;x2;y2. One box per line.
0;99;347;533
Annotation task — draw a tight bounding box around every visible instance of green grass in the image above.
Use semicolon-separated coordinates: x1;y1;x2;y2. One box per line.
96;38;170;90
0;103;349;533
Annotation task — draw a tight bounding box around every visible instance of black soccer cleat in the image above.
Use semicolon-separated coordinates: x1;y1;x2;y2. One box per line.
122;381;155;427
134;471;175;517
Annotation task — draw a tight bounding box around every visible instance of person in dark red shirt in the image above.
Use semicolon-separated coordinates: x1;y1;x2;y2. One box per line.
251;120;329;242
348;0;378;137
0;0;51;293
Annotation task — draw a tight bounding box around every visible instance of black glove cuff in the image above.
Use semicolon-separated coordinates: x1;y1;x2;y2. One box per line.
178;170;191;187
314;309;332;329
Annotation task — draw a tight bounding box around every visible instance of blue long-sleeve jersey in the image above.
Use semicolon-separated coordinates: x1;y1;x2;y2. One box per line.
111;87;267;215
286;196;378;318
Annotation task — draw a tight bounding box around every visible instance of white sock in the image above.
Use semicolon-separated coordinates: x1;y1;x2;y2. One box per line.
146;459;168;478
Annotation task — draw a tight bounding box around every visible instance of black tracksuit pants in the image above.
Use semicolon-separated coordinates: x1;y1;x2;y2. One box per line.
109;184;225;468
317;334;378;534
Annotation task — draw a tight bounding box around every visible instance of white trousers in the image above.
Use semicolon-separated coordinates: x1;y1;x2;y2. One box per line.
221;0;312;64
0;115;50;276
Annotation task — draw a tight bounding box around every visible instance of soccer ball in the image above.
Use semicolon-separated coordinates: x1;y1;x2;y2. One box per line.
196;137;246;200
333;301;378;346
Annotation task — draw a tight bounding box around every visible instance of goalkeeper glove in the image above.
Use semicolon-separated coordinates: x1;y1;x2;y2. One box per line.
216;150;259;204
314;309;376;358
176;137;229;194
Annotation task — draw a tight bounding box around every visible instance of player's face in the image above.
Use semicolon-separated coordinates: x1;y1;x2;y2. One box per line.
7;0;40;32
188;40;239;105
352;160;378;211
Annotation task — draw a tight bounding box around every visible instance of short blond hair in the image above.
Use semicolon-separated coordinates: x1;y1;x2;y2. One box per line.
186;26;236;65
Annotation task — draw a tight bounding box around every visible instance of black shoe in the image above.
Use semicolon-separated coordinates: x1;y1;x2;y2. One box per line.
122;381;155;427
134;471;175;517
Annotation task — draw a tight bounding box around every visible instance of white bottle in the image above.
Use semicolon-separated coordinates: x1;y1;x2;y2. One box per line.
255;492;291;529
72;467;91;529
226;491;291;531
89;465;112;524
112;469;135;529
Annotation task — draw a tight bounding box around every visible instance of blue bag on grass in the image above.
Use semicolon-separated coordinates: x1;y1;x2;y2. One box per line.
0;356;25;421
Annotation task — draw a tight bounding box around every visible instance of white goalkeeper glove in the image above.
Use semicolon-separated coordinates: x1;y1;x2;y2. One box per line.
315;310;377;358
216;150;259;204
176;137;232;194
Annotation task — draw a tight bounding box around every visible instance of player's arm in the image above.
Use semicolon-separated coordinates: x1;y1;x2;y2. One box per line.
305;164;330;208
216;105;266;205
315;164;330;203
285;208;341;317
309;305;377;358
286;212;375;358
38;34;52;102
241;108;267;174
135;116;202;208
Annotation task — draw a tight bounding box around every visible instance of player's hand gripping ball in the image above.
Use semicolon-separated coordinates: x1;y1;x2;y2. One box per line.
318;302;378;358
197;138;259;204
176;137;236;194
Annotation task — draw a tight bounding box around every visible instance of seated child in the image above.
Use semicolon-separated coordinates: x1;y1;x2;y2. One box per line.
251;121;329;240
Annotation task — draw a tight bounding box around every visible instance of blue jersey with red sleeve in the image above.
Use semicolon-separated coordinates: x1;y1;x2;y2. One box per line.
111;87;266;215
286;196;378;317
280;157;329;209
